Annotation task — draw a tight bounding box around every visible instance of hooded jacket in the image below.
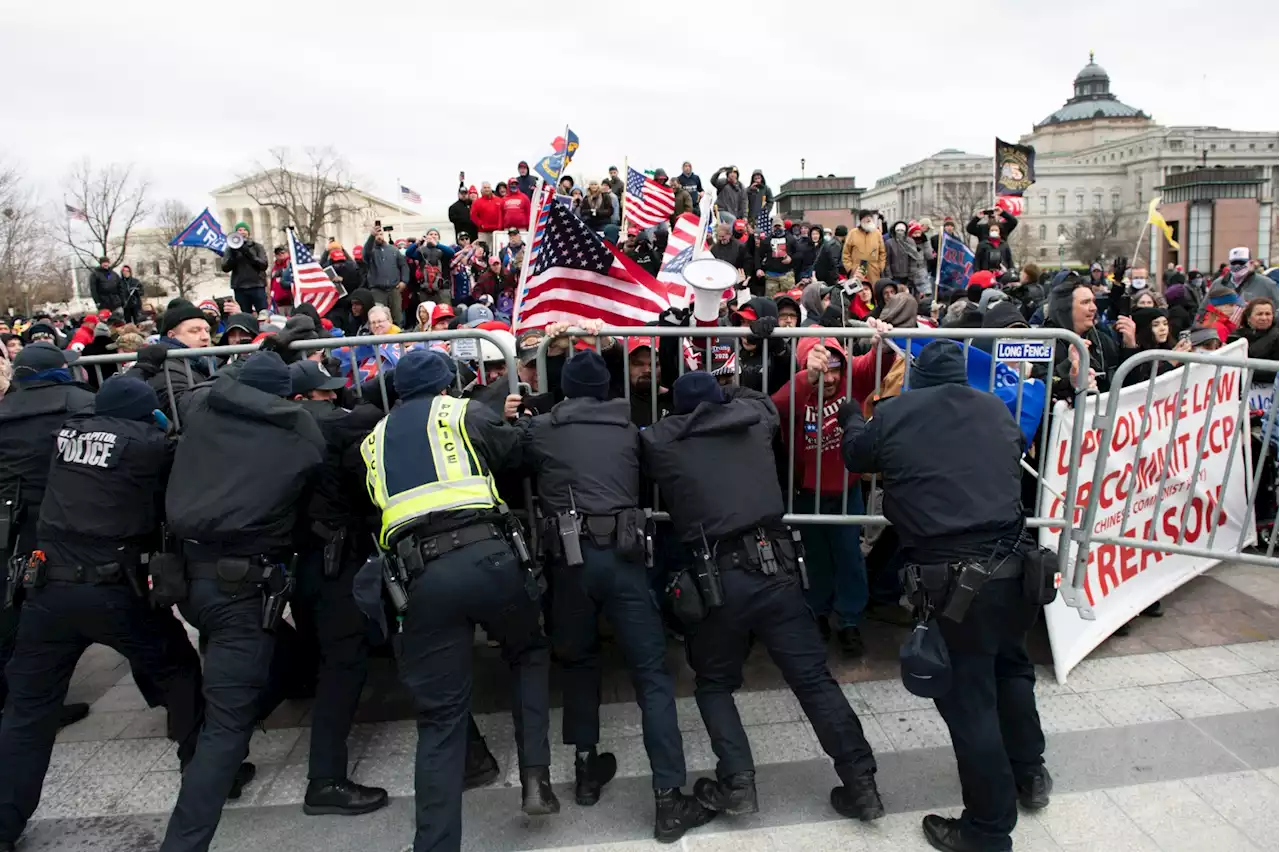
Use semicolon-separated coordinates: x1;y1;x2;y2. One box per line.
711;169;748;219
840;341;1023;557
733;297;794;395
166;376;325;557
814;236;844;286
772;336;895;494
89;267;124;310
1120;307;1181;388
1039;279;1121;399
746;174;772;224
710;236;754;280
516;165;538;199
502;189;532;230
841;226;887;282
640;385;783;544
448;197;473;239
469;193;504;233
884;223;925;283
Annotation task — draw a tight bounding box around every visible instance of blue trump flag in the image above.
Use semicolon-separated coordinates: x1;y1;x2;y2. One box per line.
168;208;227;256
898;338;1047;446
936;232;974;294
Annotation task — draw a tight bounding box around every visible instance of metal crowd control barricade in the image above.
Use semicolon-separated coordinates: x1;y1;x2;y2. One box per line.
1072;347;1279;571
534;325;1095;614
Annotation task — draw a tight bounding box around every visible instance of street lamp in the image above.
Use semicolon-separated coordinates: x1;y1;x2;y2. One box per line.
1057;233;1067;268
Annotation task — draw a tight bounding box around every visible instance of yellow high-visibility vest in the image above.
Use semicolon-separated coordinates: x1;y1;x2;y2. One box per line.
361;395;502;547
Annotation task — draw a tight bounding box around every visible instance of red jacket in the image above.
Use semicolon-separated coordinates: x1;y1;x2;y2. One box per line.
501;192;531;231
771;336;895;494
470;195;504;233
67;317;98;352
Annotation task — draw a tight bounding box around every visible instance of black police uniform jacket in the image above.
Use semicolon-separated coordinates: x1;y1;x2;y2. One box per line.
640;386;784;546
302;399;385;564
166;376;326;558
38;413;174;567
519;397;640;515
840;374;1023;556
0;380;96;552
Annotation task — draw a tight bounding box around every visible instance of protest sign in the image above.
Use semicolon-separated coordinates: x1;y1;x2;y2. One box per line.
1038;340;1256;683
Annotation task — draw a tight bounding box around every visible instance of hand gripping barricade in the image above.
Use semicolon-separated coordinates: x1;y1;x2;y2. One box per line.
73;328;532;632
535;324;1096;615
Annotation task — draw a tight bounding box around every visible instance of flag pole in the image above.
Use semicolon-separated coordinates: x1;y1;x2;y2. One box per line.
512;178;545;333
285;225;300;314
620;155;629;237
1129;218;1147;271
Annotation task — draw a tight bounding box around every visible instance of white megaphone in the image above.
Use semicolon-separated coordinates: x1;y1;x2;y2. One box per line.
225;232;245;250
682;257;737;324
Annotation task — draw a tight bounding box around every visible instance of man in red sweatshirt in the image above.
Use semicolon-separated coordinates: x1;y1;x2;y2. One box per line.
469;181;504;248
501;178;532;233
771;320;895;657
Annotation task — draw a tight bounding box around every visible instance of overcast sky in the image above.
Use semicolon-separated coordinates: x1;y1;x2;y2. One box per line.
3;0;1277;222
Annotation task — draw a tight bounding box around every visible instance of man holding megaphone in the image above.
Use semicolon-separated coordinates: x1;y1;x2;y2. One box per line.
221;222;270;314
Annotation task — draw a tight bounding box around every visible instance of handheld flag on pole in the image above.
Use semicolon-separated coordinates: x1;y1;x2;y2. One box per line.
624;167;675;231
1147;196;1179;249
936;232;975;294
168;208;228;256
287;229;340;316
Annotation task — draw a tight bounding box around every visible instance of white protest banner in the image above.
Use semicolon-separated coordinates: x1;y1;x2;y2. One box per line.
1038;340;1256;683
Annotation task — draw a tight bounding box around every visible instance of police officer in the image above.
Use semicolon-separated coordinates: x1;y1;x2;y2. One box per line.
160;351;327;852
0;343;95;731
286;359;389;816
839;340;1051;852
0;377;202;852
360;349;554;852
640;371;884;823
518;351;715;842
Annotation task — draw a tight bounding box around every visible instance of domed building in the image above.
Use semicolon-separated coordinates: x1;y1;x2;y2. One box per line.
1027;53;1155;156
860;54;1277;268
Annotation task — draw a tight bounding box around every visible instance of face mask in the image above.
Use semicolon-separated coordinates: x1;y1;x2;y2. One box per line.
1130;278;1147;291
989;229;1000;239
861;221;876;232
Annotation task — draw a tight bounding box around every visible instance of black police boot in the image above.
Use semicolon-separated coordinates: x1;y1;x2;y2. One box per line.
573;748;617;806
830;771;885;821
227;762;257;800
464;739;501;790
922;814;989;852
1142;600;1164;618
303;778;389;816
56;703;89;730
653;787;717;844
838;626;865;659
693;771;758;815
1016;766;1053;810
519;767;560;816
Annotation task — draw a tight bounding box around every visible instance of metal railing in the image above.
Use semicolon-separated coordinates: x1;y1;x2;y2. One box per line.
72;329;523;432
1072;347;1278;570
534;325;1095;610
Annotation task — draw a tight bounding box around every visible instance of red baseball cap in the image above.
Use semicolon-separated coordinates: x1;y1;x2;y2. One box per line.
626;335;656;353
352;245;363;260
968;270;997;289
783;219;793;229
476;320;509;333
432;305;455;324
97;308;112;320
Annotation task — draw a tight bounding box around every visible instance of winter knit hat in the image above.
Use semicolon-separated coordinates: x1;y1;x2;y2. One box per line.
560;350;611;401
233;221;249;234
910;341;967;389
238;351;292;397
1207;284;1243;307
94;376;160;421
394;349;453;399
672;371;724;415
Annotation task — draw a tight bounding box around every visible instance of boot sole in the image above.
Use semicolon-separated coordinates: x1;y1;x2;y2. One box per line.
693;792;758;817
303;797;389;817
521;801;561;816
654;810;717;843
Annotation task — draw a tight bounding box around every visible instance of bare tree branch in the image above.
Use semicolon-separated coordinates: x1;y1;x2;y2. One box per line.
239;147;363;246
59;158;150;272
1;162;67;313
926;182;991;248
1068;209;1141;269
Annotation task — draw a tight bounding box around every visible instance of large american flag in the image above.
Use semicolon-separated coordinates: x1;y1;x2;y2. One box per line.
289;230;340;316
625;167;675;231
658;213;702;309
516;198;669;331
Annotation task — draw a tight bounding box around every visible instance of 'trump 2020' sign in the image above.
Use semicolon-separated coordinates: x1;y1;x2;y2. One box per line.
1039;340;1255;683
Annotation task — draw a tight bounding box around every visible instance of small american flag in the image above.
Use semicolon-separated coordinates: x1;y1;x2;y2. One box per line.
399;185;422;204
755;203;771;236
289;230;340;317
65;203;88;222
625;167;675;231
516;197;669;331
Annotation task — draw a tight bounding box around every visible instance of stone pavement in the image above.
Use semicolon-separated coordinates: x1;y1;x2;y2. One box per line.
13;563;1278;851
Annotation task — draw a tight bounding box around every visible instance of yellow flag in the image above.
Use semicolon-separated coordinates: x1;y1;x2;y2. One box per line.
1147;196;1179;250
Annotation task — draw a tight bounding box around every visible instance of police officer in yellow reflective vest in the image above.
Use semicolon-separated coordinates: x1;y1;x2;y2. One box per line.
360;349;556;852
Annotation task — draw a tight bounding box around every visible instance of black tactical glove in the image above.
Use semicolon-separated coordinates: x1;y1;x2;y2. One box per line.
748;316;778;340
657;306;690;327
836;400;862;429
136;344;168;375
